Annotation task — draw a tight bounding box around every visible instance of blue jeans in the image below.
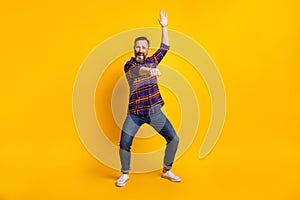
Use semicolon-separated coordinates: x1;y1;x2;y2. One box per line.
119;109;179;173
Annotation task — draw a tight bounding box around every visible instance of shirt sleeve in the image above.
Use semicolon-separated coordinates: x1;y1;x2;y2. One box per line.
148;43;170;66
124;59;141;79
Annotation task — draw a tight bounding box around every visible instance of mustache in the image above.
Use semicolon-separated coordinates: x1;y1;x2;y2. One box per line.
135;52;145;57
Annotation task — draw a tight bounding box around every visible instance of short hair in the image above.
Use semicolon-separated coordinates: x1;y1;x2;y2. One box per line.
134;36;150;48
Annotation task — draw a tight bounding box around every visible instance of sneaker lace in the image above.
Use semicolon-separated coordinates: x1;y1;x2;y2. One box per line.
168;171;177;178
118;174;128;182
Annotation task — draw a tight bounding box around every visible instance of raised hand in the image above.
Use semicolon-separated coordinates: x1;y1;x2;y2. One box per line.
158;10;168;28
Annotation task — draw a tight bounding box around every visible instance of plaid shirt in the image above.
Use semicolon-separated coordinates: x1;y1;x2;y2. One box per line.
124;43;170;115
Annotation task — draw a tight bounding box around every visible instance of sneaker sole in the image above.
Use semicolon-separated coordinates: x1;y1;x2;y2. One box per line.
161;174;181;182
115;178;129;187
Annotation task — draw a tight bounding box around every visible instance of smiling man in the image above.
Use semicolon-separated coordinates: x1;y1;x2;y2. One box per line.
116;10;181;187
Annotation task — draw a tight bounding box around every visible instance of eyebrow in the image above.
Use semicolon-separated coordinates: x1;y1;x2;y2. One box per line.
135;45;148;48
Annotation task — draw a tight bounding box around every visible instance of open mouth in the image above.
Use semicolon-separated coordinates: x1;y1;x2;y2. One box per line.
137;52;144;57
136;52;145;61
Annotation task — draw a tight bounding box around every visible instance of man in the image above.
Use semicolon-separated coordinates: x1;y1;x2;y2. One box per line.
116;10;181;187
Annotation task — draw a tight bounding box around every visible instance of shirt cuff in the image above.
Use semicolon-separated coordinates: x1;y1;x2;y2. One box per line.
160;43;170;50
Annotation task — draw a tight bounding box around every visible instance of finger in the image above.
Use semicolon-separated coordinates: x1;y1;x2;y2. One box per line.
156;69;161;76
150;70;154;76
152;69;157;76
162;10;167;17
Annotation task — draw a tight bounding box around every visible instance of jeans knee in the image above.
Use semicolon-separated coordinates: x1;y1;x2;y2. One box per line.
120;141;131;152
171;135;179;145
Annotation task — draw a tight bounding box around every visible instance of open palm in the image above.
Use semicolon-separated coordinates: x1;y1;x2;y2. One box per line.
158;10;168;27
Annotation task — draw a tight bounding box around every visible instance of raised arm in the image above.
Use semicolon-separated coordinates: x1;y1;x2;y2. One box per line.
139;10;169;76
158;10;169;46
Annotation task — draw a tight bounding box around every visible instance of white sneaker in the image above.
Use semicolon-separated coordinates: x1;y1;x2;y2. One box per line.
115;174;129;187
161;170;181;182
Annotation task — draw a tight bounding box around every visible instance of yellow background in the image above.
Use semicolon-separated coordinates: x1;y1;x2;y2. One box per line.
1;0;299;199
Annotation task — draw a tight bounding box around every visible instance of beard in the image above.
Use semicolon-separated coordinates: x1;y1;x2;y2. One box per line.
135;52;147;63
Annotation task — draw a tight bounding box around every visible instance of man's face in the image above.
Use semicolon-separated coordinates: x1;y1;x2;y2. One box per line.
134;40;150;63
